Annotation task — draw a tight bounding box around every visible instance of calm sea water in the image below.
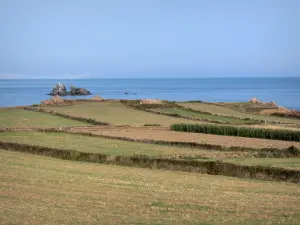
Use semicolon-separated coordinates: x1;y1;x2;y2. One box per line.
0;78;299;109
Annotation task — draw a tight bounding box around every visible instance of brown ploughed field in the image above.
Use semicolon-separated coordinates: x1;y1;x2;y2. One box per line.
70;126;300;150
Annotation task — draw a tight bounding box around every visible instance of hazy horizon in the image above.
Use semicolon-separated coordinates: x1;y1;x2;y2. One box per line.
1;76;300;80
1;0;299;79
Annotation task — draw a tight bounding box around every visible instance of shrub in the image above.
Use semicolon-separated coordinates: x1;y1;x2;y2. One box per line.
170;123;300;142
143;124;162;127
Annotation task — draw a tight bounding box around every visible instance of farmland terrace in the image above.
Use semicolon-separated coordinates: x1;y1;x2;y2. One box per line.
1;98;300;224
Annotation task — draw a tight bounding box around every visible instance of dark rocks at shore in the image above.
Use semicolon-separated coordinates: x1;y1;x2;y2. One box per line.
48;82;91;96
49;82;67;96
68;85;91;96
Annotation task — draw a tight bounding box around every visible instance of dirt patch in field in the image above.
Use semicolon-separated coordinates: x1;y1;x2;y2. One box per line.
70;127;300;150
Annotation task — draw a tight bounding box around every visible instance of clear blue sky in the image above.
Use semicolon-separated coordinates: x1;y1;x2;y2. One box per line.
0;0;299;79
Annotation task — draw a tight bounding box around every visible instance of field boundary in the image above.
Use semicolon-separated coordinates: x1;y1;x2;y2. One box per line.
1;141;300;183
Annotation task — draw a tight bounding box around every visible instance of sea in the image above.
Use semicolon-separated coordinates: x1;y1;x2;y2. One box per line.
0;77;299;110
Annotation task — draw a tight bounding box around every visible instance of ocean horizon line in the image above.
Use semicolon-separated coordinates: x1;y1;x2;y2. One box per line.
0;76;299;80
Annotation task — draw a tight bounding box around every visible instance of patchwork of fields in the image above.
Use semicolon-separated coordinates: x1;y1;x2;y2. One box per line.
70;126;300;150
40;102;206;126
179;102;300;125
1;99;300;224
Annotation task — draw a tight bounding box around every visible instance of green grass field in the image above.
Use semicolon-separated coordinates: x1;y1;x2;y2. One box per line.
2;131;300;170
1;150;300;225
0;109;88;128
179;102;300;125
0;131;228;157
40;102;205;126
153;107;255;124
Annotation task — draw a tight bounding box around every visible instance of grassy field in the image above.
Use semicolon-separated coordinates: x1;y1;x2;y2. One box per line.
0;131;235;158
75;126;300;150
40;102;206;126
153;107;255;124
179;102;300;125
2;131;300;171
1;149;300;225
0;109;88;128
224;158;300;170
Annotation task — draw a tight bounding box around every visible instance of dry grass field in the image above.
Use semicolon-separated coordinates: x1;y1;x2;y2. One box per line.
71;126;300;150
0;109;88;128
40;102;206;126
1;150;300;225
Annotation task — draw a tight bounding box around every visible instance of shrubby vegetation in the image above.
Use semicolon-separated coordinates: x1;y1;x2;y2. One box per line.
170;123;300;142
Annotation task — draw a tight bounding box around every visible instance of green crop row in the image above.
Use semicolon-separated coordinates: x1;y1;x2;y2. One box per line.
170;123;300;142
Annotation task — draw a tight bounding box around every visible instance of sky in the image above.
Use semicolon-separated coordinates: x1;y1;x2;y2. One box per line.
0;0;299;79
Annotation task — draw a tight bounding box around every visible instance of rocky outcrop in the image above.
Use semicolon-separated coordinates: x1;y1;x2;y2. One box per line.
249;98;277;107
40;96;68;106
68;85;91;96
140;99;163;105
49;82;67;96
260;107;292;116
48;82;91;96
91;95;103;101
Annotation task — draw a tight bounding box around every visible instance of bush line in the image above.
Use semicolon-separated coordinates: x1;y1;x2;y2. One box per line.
1;141;300;183
170;123;300;142
23;107;111;126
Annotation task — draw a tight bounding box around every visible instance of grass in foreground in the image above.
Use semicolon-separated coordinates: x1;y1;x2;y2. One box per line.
1;150;300;225
0;131;236;158
40;102;205;126
0;109;88;128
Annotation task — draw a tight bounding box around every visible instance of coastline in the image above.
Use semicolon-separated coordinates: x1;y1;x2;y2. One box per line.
0;77;299;109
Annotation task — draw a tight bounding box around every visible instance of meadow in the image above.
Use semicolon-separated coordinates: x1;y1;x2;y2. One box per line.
151;107;256;124
1;150;300;225
1;131;300;171
0;131;233;158
0;109;88;128
73;126;300;150
1;99;300;224
179;102;300;125
39;102;206;126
